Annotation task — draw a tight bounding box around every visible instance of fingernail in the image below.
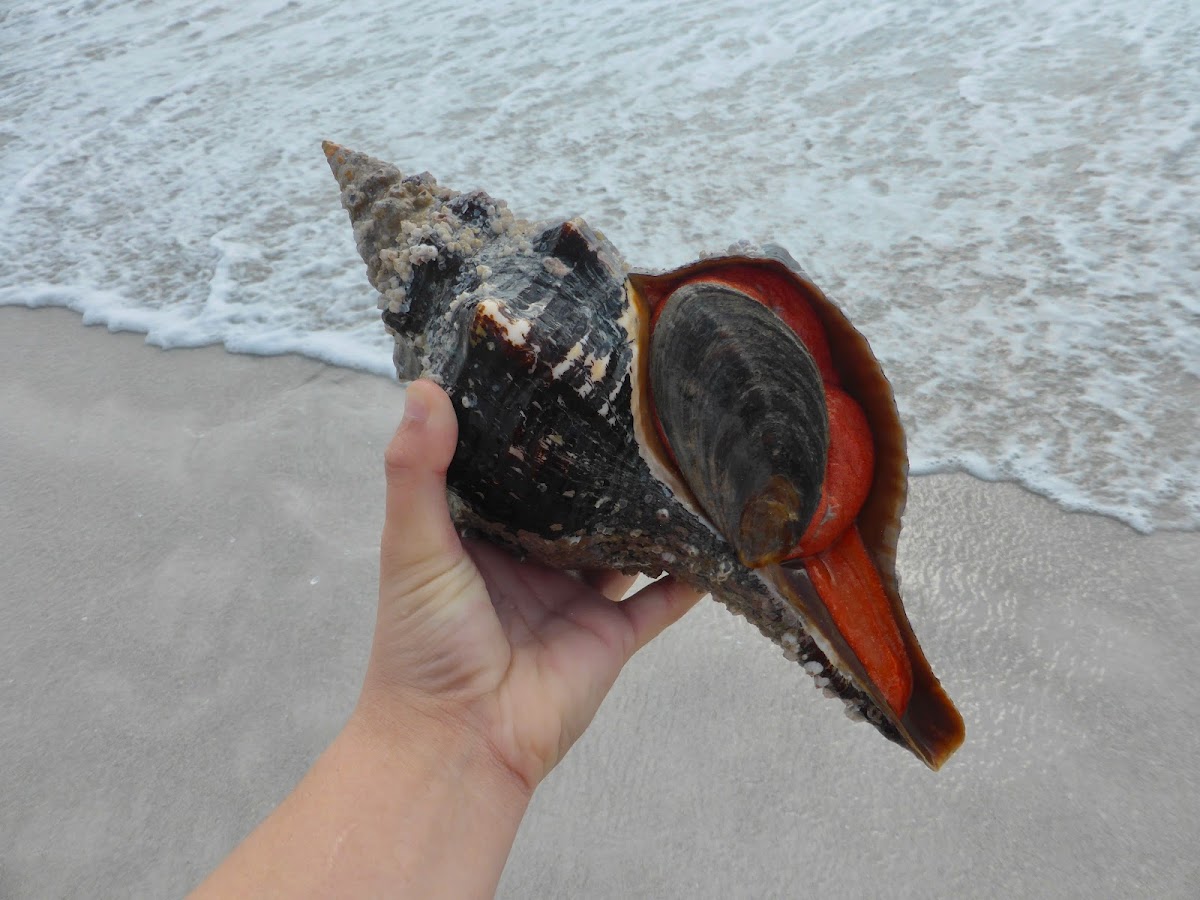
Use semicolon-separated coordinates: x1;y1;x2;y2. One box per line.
403;385;429;425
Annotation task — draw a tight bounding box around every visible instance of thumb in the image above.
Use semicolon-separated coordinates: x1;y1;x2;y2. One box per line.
380;379;464;581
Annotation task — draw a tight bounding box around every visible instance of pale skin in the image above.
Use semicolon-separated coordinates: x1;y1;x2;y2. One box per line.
191;379;704;898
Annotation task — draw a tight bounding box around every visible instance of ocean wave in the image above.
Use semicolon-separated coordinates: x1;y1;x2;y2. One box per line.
2;0;1197;531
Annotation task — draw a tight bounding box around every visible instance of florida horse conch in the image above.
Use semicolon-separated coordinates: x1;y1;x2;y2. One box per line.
324;142;964;769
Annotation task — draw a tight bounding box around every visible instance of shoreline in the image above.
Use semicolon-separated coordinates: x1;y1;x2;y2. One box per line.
3;307;1198;898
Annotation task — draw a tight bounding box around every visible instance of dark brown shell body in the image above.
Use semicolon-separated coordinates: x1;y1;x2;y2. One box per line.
324;142;963;768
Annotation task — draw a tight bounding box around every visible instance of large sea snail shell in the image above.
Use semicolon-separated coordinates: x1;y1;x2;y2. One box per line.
324;142;965;769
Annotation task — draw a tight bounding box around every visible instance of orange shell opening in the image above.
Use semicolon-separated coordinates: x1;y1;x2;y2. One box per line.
629;256;965;764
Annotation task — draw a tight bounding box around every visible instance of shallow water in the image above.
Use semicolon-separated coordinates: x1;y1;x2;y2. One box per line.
1;0;1197;530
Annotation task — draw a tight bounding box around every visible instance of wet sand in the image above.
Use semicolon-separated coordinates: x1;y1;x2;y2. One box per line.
2;307;1198;898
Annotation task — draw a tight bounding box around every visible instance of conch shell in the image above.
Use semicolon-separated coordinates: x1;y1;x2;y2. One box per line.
324;142;964;768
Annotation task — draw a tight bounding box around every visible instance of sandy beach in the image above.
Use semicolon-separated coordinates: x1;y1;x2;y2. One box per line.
2;306;1198;898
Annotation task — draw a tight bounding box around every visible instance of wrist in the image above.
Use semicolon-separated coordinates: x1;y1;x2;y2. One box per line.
193;691;532;898
291;697;533;897
349;687;535;807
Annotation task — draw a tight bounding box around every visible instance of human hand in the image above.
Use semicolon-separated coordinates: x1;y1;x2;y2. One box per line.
356;379;704;793
193;379;702;897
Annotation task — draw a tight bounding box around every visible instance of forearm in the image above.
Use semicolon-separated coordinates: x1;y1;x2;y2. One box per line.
191;702;531;899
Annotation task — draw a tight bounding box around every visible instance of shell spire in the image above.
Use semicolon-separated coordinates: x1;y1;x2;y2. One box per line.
324;142;530;363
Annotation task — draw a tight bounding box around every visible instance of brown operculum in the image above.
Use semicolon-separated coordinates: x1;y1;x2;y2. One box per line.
643;267;914;717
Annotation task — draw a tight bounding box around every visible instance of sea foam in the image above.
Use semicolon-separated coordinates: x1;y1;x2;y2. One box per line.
1;0;1197;531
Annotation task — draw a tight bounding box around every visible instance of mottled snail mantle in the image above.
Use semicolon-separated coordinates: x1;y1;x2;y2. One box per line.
324;142;964;769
